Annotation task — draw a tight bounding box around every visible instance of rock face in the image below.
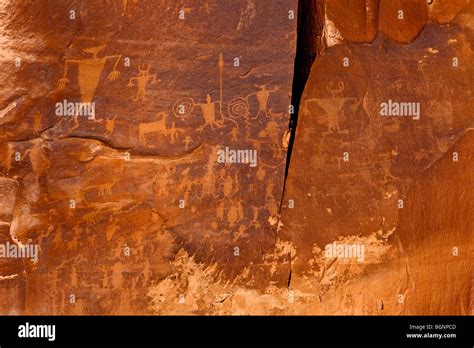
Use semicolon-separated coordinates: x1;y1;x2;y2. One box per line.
0;0;472;316
0;0;297;314
281;0;473;314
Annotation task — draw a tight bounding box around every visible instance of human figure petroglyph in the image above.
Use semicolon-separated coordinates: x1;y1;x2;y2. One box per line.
3;144;14;173
104;116;117;136
154;175;173;196
33;112;42;135
23;140;51;181
227;96;252;140
265;178;275;202
196;148;219;199
197;94;224;131
127;64;158;101
167;122;184;144
57;45;121;102
57;45;121;129
183;136;192;150
375;153;397;181
249;206;261;229
153;165;175;196
195;54;237;130
222;172;234;197
177;168;193;201
256;165;266;181
305;81;362;135
120;0;133;16
177;168;192;191
237;0;256;31
230;127;239;143
258;120;282;159
253;83;279;118
227;200;245;226
216;192;245;226
213;171;245;228
175;93;238;132
216;201;225;220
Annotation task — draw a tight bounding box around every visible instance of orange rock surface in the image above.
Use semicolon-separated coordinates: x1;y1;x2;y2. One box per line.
0;0;472;315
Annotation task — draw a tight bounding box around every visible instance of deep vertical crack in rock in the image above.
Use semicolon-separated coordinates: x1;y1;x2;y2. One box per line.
279;0;327;289
280;0;326;212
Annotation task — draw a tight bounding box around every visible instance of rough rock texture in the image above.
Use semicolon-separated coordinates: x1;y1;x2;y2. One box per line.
0;0;472;315
281;0;473;314
318;0;473;48
0;0;297;314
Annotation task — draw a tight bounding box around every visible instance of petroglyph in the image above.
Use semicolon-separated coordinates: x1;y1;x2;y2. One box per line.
197;95;224;131
138;112;168;145
127;64;158;101
254;83;279;118
0;0;299;316
57;45;122;103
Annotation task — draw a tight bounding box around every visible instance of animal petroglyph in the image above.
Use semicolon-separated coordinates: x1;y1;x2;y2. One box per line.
138;112;184;145
98;182;114;196
138;112;167;145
